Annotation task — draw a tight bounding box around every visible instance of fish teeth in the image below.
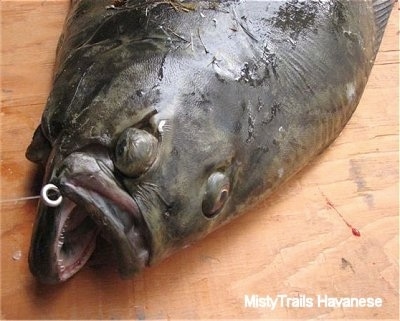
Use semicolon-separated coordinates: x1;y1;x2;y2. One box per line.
57;257;65;273
57;229;65;248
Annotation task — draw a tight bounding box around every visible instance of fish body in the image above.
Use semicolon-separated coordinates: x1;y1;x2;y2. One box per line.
26;0;393;283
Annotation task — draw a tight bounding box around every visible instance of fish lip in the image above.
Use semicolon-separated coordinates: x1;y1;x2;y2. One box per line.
29;152;150;283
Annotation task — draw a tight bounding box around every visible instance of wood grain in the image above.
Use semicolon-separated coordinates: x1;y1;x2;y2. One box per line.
1;1;398;319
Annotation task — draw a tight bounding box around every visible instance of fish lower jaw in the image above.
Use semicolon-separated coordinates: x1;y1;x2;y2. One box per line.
55;230;98;281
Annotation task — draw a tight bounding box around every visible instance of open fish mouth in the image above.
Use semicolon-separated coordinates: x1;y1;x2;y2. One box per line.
52;198;99;281
29;152;150;283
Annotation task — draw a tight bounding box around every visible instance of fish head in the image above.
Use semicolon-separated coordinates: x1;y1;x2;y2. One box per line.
26;49;249;283
28;107;240;283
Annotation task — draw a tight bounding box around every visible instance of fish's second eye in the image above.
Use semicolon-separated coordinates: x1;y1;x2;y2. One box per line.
202;172;230;218
114;127;158;177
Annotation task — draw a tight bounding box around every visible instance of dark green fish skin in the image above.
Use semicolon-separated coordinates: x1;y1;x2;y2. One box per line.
26;0;393;283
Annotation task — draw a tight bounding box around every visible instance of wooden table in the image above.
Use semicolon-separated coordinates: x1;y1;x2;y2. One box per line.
1;1;398;319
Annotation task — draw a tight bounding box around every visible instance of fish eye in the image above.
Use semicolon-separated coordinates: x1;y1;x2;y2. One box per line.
114;127;158;177
202;172;230;218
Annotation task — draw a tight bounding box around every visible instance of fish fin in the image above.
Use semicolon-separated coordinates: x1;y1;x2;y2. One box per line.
26;126;52;165
371;0;394;53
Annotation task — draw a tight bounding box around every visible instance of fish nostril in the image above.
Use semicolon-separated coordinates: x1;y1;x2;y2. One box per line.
41;184;63;207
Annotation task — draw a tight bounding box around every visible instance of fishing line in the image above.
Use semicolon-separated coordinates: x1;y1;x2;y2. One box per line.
0;195;40;203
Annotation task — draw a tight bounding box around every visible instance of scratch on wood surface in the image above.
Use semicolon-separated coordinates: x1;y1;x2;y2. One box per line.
349;159;376;209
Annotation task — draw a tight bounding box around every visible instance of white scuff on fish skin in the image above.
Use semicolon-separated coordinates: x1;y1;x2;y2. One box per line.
346;83;356;103
211;52;242;82
278;168;284;178
158;120;167;133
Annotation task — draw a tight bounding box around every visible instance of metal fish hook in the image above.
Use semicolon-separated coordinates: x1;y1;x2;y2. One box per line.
41;184;63;207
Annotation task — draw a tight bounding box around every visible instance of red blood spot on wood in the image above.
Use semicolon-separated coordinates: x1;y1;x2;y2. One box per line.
351;227;361;237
